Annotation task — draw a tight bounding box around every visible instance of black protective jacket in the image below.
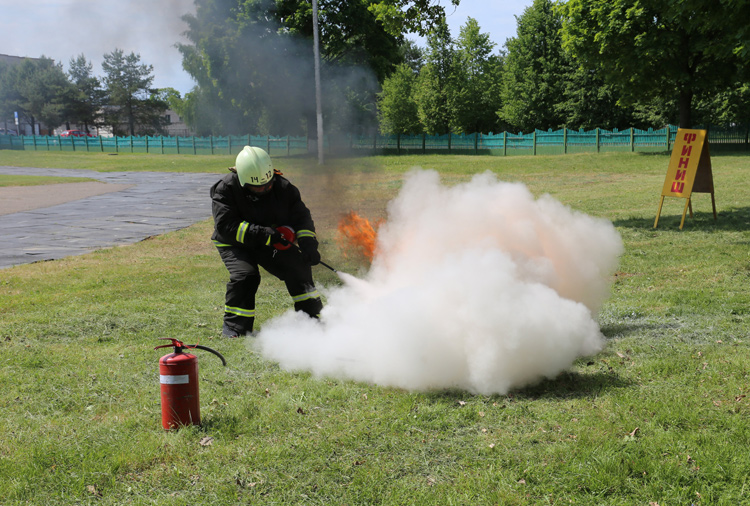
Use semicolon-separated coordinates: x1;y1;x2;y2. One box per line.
210;171;316;251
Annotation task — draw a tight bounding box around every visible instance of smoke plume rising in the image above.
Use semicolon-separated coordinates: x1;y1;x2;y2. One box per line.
256;170;623;395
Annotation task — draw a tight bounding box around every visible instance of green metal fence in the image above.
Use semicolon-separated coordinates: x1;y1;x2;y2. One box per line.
0;134;310;156
356;126;750;155
1;125;748;155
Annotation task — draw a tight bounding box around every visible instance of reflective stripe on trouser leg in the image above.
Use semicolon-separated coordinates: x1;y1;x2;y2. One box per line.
223;305;255;336
291;286;323;318
218;246;261;335
225;306;256;318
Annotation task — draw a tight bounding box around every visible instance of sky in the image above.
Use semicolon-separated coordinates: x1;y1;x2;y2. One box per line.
0;0;533;96
410;0;532;49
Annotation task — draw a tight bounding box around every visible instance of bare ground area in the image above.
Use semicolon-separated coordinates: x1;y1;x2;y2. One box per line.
0;182;134;216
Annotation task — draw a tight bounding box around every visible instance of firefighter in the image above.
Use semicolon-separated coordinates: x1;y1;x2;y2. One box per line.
211;146;323;337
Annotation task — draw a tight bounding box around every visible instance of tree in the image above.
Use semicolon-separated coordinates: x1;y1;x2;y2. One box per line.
374;39;423;136
178;0;402;136
0;62;23;131
499;0;569;132
139;91;172;135
176;87;229;137
413;20;454;134
693;82;750;127
158;87;191;131
399;39;425;74
21;59;71;132
179;0;312;135
276;0;402;135
67;54;105;133
558;66;641;130
0;57;73;134
561;0;750;128
368;0;460;37
450;18;503;134
101;49;167;136
377;63;420;134
277;0;402;84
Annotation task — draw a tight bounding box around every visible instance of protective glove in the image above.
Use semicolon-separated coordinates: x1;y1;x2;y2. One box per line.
263;227;283;247
298;237;321;266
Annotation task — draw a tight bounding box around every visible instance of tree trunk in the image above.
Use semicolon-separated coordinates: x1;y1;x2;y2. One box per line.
678;90;693;128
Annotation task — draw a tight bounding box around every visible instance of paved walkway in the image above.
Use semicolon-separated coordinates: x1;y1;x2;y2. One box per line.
0;167;221;269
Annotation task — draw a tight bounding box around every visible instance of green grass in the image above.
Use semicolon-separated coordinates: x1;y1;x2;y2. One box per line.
0;149;237;173
1;150;750;504
0;174;96;187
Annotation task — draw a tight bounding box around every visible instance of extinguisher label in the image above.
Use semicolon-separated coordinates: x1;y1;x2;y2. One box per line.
160;374;189;385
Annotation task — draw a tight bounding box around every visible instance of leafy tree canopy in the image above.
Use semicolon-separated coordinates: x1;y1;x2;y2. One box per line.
377;62;420;134
561;0;750;127
368;0;459;37
451;17;503;134
500;0;569;132
178;0;402;135
414;20;454;134
0;57;72;133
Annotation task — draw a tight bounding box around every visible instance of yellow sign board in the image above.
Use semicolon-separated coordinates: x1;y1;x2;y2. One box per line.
654;128;716;229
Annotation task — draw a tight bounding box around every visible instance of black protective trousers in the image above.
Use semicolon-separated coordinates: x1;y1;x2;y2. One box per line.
218;245;323;336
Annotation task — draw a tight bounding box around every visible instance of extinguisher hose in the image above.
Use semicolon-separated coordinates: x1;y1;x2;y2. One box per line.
192;344;227;366
278;239;339;273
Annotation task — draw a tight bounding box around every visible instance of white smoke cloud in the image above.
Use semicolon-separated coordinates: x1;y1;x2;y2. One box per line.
256;170;623;395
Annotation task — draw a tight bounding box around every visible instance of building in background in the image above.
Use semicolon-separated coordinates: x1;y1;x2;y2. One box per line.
79;108;195;138
162;109;195;137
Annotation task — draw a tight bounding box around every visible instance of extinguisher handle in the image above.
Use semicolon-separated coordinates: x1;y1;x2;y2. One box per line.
192;344;227;366
155;337;185;351
154;343;177;351
153;338;227;366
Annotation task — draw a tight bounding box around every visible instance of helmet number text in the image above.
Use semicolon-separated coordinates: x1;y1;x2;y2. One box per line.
250;170;273;184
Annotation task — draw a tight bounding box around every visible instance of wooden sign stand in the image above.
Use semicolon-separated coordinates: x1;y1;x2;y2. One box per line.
654;128;717;229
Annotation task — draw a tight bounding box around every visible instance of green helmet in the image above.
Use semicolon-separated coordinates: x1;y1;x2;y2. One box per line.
235;146;273;187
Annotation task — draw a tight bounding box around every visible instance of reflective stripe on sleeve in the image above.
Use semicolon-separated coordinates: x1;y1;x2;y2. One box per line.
297;229;316;239
225;305;255;317
236;221;250;244
213;240;232;247
291;290;320;303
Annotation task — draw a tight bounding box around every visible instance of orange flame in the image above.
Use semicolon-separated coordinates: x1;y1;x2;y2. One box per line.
337;211;380;261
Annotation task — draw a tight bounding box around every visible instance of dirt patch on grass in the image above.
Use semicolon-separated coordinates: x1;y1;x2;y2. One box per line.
0;182;134;216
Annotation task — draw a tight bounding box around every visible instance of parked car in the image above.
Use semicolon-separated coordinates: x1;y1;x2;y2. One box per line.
59;130;95;137
0;128;18;135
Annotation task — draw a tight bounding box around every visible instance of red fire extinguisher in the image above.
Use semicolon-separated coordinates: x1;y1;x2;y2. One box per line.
154;338;227;430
